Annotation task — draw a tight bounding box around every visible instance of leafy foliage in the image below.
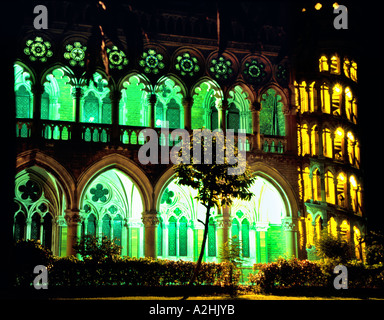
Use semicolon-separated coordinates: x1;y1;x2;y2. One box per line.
12;240;54;287
364;231;384;266
174;129;256;295
315;232;354;263
73;235;121;262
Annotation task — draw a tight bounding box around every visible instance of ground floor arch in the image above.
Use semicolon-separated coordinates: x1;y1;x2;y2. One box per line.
154;171;296;265
78;168;145;257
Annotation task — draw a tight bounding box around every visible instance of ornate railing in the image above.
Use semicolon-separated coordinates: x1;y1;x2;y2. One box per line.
16;119;288;154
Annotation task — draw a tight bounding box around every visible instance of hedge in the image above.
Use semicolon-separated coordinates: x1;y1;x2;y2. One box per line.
14;255;237;288
249;258;384;293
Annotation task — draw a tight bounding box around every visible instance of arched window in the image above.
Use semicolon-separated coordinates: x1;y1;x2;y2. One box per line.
325;171;336;204
334;128;344;161
350;175;362;215
15;85;32;118
210;105;218;130
310;125;319;156
87;213;97;237
260;88;285;136
83;91;99;122
226;102;240;131
14;64;33;119
168;216;177;256
319;56;329;72
102;214;111;239
328;217;337;237
322;127;333;158
179;216;188;257
331;84;342;116
166;98;181;129
81;73;112;124
113;214;123;246
241;219;250;258
300;124;310;156
303;166;311;202
232;218;240;243
31;212;41;241
155;77;184;129
306;214;314;246
42;214;52;249
208;217;216;257
312;168;322;202
43;68;75;121
336;172;347;207
119;75;149;126
315;216;323;241
330;55;340;74
14;211;26;241
320;84;331;114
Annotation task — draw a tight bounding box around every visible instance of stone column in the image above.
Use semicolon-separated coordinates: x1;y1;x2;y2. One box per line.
148;93;157;129
217;98;228;131
64;209;81;256
216;205;231;261
250;101;261;151
110;90;122;144
182;96;193;131
31;83;44;141
72;86;83;141
142;210;159;258
282;217;297;259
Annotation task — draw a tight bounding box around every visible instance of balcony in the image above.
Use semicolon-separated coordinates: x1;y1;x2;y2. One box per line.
16;119;287;154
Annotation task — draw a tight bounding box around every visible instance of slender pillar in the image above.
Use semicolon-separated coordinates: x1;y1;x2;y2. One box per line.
217;98;228;131
31;83;44;141
142;210;159;258
72;86;83;141
282;217;297;259
148;93;157;129
250;101;261;151
64;209;81;256
216;205;231;262
110;89;121;144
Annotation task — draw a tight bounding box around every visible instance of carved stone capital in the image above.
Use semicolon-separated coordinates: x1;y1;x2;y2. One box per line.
142;211;160;227
64;209;81;225
282;218;297;232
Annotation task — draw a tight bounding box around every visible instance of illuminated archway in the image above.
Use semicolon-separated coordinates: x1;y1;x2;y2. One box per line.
79;168;144;257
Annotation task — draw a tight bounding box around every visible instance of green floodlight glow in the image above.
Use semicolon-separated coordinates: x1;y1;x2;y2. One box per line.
139;49;165;74
209;56;233;81
107;46;128;70
64;42;87;67
175;52;200;76
24;36;53;62
243;59;266;84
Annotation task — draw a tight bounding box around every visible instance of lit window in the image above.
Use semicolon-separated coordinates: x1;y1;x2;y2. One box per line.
343;58;351;78
314;3;322;10
319;56;329;72
330;55;340;74
350;61;357;82
331;84;342;116
320;84;331;113
325;171;335;204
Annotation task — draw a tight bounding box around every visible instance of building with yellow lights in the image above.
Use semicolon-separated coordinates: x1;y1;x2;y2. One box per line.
12;1;366;266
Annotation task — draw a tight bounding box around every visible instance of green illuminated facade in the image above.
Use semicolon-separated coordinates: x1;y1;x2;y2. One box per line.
13;1;366;266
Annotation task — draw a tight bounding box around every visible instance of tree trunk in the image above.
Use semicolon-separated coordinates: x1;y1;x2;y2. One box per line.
182;206;211;300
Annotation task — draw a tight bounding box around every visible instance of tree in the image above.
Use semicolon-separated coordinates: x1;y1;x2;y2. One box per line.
174;129;256;299
219;235;244;297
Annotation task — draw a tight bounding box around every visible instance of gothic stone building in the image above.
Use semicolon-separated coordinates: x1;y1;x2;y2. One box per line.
13;1;365;266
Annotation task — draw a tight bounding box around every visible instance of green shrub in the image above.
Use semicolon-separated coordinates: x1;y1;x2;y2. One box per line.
315;232;353;263
73;235;121;261
12;240;54;287
249;258;328;293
